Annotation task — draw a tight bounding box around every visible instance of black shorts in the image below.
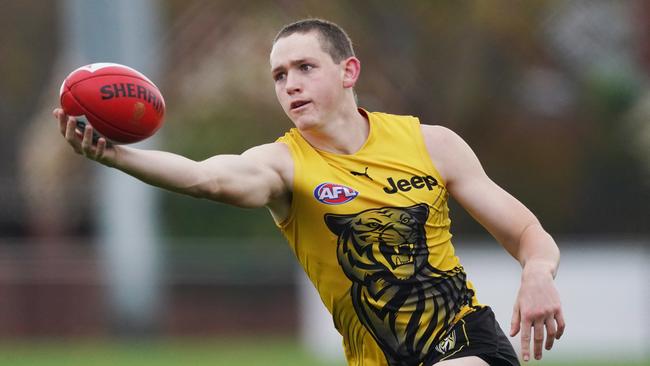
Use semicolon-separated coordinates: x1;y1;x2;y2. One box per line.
426;307;520;366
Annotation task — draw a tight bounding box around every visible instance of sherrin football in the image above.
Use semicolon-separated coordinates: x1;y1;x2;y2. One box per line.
59;62;165;144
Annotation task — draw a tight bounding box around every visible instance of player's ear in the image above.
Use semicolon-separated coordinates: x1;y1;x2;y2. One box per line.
341;56;361;89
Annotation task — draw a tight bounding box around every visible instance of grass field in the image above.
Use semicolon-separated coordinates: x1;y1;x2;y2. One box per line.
0;337;646;366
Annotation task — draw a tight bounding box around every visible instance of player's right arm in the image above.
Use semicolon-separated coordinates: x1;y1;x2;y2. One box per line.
54;109;292;216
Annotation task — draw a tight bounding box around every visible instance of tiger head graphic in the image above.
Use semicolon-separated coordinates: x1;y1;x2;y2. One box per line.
324;203;472;365
324;204;429;282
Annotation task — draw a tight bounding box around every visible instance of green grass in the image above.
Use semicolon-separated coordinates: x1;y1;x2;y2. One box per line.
0;338;341;366
0;338;646;366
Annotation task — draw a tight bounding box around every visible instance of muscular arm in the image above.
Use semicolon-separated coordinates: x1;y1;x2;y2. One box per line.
55;109;292;217
421;125;565;362
422;125;557;266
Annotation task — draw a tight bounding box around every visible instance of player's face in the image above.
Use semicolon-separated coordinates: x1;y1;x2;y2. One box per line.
270;32;345;130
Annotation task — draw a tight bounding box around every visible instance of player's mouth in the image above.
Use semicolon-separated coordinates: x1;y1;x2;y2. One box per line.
290;100;311;111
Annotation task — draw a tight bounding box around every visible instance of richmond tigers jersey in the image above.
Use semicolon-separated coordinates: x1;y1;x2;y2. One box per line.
276;110;481;366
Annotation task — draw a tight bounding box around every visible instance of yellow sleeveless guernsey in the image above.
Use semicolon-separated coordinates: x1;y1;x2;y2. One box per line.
276;110;481;366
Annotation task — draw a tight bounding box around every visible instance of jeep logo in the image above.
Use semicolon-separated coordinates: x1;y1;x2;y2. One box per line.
383;175;438;194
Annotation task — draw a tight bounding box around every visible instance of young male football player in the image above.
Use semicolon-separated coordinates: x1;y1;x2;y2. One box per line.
54;18;564;366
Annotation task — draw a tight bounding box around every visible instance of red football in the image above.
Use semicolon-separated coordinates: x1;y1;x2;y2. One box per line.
59;62;165;144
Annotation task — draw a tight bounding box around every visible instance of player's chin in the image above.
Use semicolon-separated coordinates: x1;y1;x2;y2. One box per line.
287;111;317;129
297;114;324;130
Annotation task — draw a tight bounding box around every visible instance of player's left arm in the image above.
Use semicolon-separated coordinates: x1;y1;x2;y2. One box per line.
421;125;565;362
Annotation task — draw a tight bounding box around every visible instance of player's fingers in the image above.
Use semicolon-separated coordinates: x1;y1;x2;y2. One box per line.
53;108;64;120
545;317;557;350
520;319;532;362
510;303;521;336
64;118;80;151
57;110;68;135
59;116;67;136
81;124;94;154
60;110;70;125
555;308;566;339
95;138;106;159
533;319;544;360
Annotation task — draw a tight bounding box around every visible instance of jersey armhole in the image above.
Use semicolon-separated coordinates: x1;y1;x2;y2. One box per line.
411;117;448;188
274;140;298;230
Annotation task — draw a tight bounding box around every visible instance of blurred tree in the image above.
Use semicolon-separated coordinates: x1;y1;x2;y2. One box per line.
1;1;93;238
4;0;648;240
154;0;650;239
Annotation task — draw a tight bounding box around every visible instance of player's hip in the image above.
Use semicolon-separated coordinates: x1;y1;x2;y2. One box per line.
426;306;519;366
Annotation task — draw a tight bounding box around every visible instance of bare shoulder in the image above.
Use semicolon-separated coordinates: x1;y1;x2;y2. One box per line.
241;142;294;222
419;124;464;150
419;124;475;184
242;142;294;186
242;141;291;160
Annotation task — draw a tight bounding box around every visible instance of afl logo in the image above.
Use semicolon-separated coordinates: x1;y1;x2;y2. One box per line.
314;183;359;205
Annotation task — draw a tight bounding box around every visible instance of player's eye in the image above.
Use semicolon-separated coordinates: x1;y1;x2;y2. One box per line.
299;64;313;72
273;72;286;82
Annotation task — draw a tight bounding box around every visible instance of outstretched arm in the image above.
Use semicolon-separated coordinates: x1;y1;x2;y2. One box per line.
421;125;565;362
54;108;292;215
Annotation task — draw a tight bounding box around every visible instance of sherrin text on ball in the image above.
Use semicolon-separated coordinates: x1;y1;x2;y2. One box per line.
59;62;165;144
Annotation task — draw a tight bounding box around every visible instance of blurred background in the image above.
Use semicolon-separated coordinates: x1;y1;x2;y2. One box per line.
0;0;649;365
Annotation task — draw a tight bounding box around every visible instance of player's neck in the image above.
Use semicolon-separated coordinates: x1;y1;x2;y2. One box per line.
300;106;369;155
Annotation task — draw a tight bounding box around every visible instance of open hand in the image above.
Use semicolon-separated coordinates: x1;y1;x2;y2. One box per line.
54;108;116;166
510;263;565;362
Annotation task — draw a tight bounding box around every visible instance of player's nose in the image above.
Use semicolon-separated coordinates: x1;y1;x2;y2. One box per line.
285;72;302;95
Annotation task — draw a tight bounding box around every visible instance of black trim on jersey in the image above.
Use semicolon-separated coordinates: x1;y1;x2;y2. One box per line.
324;204;474;366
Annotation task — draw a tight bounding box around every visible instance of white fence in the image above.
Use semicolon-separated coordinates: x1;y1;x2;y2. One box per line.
299;240;650;363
